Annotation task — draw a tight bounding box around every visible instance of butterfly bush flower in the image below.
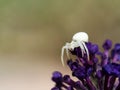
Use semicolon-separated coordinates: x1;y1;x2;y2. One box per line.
51;39;120;90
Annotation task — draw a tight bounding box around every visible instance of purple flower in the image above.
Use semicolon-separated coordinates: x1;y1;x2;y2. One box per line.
103;39;112;50
111;43;120;62
52;71;62;83
103;63;120;77
51;39;120;90
87;42;99;55
114;44;120;54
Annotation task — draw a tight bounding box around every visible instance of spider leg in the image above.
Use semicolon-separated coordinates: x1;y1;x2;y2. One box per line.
61;43;70;66
65;43;70;59
76;41;85;57
61;46;66;66
66;47;70;59
81;41;89;60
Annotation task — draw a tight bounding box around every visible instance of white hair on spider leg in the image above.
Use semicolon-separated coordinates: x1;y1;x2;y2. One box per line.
61;32;89;66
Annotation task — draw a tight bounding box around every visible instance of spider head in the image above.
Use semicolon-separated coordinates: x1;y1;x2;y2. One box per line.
72;32;88;42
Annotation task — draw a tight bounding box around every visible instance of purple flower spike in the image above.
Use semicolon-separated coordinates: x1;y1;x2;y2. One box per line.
103;39;112;50
51;39;120;90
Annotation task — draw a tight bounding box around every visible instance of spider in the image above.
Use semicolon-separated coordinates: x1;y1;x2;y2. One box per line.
61;32;89;66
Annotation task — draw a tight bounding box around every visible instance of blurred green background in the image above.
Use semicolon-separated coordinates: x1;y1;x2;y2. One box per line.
0;0;120;90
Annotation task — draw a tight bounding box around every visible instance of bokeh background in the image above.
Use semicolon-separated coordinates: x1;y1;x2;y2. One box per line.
0;0;120;90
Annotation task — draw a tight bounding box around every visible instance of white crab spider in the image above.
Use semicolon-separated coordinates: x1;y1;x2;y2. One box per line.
61;32;89;66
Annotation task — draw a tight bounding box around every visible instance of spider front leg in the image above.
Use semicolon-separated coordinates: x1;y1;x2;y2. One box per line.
75;41;89;60
75;41;86;58
81;41;89;60
61;43;70;66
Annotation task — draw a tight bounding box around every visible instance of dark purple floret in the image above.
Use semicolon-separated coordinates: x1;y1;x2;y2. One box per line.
86;42;99;55
63;75;74;85
114;43;120;54
112;43;120;56
103;63;120;77
52;71;62;83
111;50;120;62
63;75;87;90
103;39;112;50
72;67;86;79
101;53;107;60
67;59;93;78
92;57;98;63
67;60;79;71
87;67;93;76
111;43;120;61
72;65;93;80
